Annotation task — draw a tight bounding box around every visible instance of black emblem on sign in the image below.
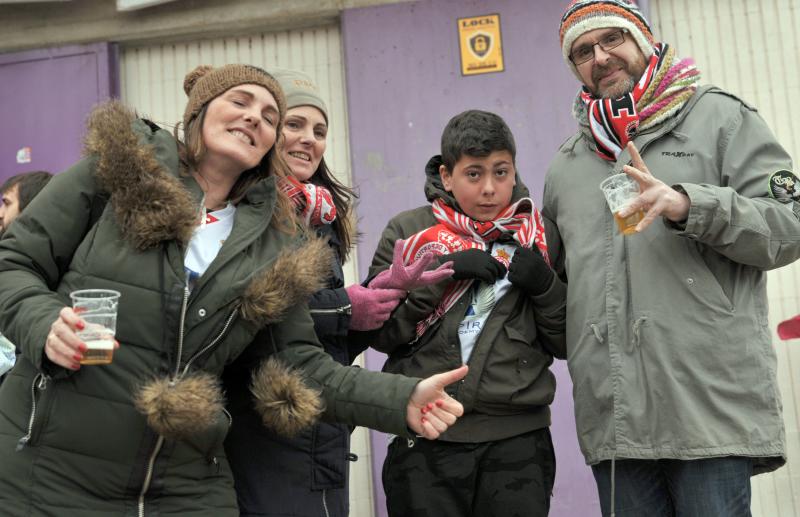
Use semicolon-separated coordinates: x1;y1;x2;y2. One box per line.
769;170;800;204
469;33;492;59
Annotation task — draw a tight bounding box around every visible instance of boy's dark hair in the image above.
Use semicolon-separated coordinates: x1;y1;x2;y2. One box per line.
440;110;516;171
1;170;53;211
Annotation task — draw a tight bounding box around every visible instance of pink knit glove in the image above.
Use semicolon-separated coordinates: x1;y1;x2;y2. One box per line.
345;285;406;331
369;239;454;291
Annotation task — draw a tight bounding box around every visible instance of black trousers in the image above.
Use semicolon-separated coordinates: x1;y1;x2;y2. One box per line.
382;427;556;517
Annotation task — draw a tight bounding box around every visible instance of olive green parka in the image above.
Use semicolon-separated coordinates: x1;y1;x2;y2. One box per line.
0;102;417;516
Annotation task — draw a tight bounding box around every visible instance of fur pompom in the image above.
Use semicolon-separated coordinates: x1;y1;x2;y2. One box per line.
183;65;213;95
250;357;323;437
134;372;224;440
240;232;333;325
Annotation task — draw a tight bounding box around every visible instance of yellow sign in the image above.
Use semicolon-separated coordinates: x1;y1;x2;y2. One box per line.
458;13;504;76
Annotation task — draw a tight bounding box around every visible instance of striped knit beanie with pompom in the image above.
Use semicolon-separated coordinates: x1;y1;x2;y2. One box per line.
560;0;655;78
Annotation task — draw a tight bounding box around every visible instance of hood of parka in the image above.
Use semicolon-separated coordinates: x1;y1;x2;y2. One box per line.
83;100;197;251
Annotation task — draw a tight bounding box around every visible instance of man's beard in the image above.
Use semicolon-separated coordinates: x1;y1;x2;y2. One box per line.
599;76;635;99
591;56;645;99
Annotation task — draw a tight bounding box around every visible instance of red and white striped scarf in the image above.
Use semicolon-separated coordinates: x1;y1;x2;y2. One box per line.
581;43;699;161
278;175;337;227
403;197;549;339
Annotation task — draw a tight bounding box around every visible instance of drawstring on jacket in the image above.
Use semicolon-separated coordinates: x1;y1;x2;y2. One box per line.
631;317;647;349
610;454;616;517
590;323;604;344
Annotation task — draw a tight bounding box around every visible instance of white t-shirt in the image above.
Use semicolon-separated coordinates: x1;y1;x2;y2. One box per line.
457;242;516;364
0;333;15;376
184;203;236;290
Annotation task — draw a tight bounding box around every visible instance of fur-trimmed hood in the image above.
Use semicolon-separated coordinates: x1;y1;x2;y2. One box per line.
83;100;197;250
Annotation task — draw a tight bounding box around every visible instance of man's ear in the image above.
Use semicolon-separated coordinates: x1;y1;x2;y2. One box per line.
439;164;453;192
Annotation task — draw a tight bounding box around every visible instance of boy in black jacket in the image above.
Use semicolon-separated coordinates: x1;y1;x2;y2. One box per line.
368;110;566;517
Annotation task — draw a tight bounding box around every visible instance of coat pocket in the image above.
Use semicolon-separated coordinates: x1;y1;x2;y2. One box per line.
683;240;736;312
184;409;233;462
16;372;53;450
477;326;555;411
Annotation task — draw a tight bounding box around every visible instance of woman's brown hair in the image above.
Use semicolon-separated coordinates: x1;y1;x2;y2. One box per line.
307;157;358;262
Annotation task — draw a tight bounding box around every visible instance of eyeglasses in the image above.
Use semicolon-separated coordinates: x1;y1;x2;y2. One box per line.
569;30;627;65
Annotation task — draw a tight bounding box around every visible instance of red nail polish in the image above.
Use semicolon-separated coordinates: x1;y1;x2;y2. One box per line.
76;321;85;331
435;400;444;408
71;364;81;370
426;402;434;411
421;417;427;424
72;354;83;362
421;407;428;414
78;344;88;353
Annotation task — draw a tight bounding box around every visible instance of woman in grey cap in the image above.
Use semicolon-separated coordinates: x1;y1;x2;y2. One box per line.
223;69;453;517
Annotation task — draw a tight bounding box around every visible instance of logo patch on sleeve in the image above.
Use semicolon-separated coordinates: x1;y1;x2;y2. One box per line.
768;170;800;203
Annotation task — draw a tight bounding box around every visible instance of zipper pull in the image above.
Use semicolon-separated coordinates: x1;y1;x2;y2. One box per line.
15;435;30;452
37;375;48;390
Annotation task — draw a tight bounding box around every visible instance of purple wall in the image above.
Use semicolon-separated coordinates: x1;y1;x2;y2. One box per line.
342;1;599;515
0;43;118;184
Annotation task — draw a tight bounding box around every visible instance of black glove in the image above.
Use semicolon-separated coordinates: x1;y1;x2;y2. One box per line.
507;246;555;296
443;249;507;284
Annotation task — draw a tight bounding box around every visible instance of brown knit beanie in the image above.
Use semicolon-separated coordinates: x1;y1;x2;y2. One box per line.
182;64;287;129
270;68;329;124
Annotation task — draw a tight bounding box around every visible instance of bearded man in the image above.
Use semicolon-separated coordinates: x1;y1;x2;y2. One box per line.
542;1;800;515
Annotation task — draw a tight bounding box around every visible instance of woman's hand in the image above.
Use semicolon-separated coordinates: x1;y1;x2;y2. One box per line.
406;365;468;439
369;239;454;291
45;307;87;370
345;285;406;331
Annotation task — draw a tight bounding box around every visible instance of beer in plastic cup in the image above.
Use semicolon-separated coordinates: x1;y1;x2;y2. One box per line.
69;289;120;365
599;173;644;235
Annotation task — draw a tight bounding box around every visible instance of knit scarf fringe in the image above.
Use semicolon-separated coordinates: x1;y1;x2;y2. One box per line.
636;46;700;130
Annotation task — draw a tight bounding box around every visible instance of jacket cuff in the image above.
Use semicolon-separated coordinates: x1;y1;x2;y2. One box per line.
664;183;716;239
531;274;567;310
309;287;352;337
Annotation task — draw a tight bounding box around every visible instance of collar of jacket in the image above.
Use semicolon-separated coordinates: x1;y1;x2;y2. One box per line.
422;154;532;209
565;85;718;157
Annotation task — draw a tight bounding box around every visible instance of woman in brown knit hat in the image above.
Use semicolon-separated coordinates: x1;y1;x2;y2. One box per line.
0;63;466;516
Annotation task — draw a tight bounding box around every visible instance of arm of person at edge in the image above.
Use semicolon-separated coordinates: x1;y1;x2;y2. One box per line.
619;104;800;270
267;303;467;440
363;218;452;354
0;159;100;376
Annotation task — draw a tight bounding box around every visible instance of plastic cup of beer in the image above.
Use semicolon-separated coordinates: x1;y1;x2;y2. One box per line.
69;289;120;365
599;173;644;235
